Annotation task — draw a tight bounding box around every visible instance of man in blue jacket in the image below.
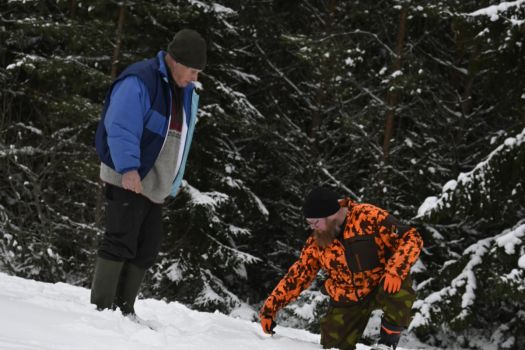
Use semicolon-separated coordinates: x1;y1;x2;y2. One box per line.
91;29;206;316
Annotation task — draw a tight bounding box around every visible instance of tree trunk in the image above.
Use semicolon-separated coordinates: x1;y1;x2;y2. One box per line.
110;3;126;79
521;17;525;127
69;0;77;18
96;2;127;227
308;0;337;150
382;7;408;161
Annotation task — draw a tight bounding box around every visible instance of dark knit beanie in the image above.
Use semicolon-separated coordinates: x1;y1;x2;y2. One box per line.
168;29;207;70
303;187;340;218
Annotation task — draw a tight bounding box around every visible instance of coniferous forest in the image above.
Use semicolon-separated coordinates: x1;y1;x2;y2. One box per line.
1;1;524;349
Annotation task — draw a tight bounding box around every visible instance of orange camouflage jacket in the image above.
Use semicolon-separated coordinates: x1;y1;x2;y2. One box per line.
260;199;423;319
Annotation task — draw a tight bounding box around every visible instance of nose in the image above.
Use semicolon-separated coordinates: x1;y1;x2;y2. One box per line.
307;220;318;229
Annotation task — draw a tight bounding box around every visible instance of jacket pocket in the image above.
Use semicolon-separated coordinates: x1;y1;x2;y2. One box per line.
344;236;380;272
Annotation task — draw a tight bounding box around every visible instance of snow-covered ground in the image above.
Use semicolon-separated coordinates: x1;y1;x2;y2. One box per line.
0;272;433;350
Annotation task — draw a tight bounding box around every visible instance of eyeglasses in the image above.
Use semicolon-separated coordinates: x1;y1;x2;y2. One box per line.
306;218;322;229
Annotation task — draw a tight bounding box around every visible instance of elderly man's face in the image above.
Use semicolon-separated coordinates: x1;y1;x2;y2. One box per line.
170;58;201;87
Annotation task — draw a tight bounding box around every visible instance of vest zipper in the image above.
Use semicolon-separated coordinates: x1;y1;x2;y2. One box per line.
158;79;172;154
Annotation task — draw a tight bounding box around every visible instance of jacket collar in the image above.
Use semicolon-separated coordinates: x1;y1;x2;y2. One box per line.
339;197;356;210
156;50;169;79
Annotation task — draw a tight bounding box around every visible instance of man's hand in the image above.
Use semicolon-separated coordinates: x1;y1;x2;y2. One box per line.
382;273;402;294
261;315;276;335
122;170;142;194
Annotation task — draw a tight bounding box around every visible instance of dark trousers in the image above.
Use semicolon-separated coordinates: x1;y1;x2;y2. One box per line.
98;184;163;269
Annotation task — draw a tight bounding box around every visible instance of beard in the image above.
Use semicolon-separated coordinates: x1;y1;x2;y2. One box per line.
313;218;338;249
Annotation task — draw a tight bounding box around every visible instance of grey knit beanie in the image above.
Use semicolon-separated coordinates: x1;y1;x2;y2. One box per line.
168;29;207;70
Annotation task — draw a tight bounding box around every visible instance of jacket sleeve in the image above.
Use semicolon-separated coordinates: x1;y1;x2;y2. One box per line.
377;212;423;280
259;237;321;319
104;76;151;174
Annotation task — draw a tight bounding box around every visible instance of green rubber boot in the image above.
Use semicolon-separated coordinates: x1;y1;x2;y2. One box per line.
90;256;124;310
115;262;146;315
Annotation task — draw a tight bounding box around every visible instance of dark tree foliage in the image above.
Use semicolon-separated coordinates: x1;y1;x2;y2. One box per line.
1;1;524;348
413;128;525;349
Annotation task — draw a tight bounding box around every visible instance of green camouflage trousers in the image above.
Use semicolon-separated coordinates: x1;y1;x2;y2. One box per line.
320;277;416;350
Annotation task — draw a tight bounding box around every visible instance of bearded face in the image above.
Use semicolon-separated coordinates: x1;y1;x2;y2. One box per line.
312;217;338;249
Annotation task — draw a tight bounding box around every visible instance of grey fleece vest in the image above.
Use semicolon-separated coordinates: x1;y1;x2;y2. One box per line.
100;129;182;204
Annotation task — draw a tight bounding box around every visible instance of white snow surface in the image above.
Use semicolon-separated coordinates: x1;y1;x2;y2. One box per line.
0;272;432;350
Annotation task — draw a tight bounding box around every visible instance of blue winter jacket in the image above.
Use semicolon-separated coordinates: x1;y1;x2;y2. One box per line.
95;51;199;197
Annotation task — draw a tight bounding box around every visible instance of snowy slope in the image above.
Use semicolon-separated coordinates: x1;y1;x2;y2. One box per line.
0;272;431;350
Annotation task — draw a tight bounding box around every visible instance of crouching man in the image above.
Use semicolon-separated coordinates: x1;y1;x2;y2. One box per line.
259;187;423;350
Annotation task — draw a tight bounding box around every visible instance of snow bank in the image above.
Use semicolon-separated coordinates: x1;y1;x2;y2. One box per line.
0;272;433;350
0;272;319;350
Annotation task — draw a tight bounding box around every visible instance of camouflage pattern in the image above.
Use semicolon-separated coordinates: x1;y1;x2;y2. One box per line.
375;276;416;327
260;199;423;319
320;277;416;350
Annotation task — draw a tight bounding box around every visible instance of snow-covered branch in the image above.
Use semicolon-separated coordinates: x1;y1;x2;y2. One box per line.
417;127;525;218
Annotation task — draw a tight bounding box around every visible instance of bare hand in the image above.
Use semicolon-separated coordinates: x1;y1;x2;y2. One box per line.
122;170;142;194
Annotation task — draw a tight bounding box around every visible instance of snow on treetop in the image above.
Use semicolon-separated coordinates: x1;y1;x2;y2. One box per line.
416;127;525;218
183;181;229;208
188;0;237;16
467;0;525;25
495;222;525;255
468;0;525;17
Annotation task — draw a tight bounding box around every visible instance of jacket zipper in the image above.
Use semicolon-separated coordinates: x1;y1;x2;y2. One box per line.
355;254;363;271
